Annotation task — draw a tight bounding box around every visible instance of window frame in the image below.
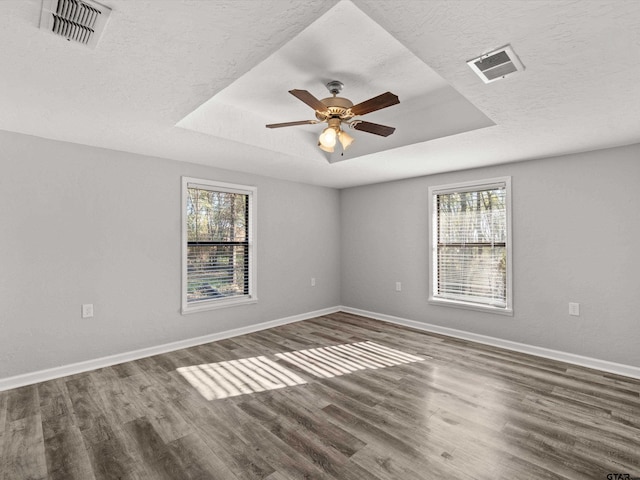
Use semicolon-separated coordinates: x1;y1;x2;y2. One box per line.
428;176;513;315
181;177;257;314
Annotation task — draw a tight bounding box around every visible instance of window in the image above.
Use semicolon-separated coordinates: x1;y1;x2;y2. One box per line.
182;177;256;313
428;177;512;314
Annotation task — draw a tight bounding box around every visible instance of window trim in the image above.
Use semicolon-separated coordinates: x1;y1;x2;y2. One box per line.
428;176;513;315
181;177;257;314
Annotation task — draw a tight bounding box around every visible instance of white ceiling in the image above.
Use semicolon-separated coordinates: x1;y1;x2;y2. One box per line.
1;0;639;188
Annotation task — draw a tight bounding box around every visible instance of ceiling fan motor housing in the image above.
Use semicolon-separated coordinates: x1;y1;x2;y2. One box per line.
316;96;354;121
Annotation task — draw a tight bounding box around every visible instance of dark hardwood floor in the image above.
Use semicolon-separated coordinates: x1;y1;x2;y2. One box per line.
1;312;639;479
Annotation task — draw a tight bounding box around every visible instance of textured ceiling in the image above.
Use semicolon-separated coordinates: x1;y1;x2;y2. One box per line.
0;0;639;188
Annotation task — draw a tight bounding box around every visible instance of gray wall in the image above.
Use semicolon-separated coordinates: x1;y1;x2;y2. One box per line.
2;129;639;380
340;143;640;367
0;131;341;378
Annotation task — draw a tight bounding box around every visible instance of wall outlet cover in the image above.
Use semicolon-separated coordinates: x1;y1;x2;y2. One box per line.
569;302;580;316
82;304;94;318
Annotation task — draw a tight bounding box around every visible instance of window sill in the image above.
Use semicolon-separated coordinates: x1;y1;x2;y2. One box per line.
182;296;258;315
428;297;513;316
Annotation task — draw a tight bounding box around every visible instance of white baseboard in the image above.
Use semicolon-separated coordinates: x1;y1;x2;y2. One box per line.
340;306;640;380
0;306;341;392
3;305;638;392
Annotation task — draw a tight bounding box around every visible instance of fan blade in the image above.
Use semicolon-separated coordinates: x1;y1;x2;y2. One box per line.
352;121;396;137
266;120;318;128
349;92;399;116
289;89;329;113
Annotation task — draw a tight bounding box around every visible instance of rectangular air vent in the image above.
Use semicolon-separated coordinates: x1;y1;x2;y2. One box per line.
40;0;111;48
467;45;525;83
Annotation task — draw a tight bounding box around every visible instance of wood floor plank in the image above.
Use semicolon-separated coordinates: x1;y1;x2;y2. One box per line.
84;433;138;480
262;472;290;480
349;443;445;480
258;390;367;458
121;416;194;480
267;420;351;478
496;453;571;480
65;374;108;434
321;380;453;453
1;415;48;480
90;369;147;426
44;426;96;480
252;329;312;351
234;418;335;480
500;420;609;479
193;422;276;480
111;360;145;379
6;384;39;422
178;394;276;480
232;333;288;355
165;432;241;480
139;351;188;377
36;378;96;479
321;402;424;459
1;311;639;479
236;392;367;478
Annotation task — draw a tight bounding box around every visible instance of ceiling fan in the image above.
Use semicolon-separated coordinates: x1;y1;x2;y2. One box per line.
266;81;400;153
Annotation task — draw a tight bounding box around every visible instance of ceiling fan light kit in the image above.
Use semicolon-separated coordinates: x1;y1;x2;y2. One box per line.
318;124;354;153
266;81;399;154
319;125;338;149
338;129;354;150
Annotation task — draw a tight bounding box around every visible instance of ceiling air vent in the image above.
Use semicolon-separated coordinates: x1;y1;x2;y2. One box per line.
39;0;111;48
467;45;525;83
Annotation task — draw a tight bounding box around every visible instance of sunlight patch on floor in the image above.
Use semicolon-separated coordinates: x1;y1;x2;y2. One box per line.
275;341;424;378
177;356;306;400
177;341;424;400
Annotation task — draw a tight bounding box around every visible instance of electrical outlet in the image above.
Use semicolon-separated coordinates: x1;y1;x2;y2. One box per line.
569;302;580;316
311;277;316;287
82;304;94;318
395;282;402;292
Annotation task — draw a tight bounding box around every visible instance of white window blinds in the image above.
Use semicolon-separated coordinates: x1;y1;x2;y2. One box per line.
430;178;512;313
182;178;256;313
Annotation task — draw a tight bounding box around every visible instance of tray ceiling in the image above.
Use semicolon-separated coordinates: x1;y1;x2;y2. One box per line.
0;0;638;188
177;1;494;164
